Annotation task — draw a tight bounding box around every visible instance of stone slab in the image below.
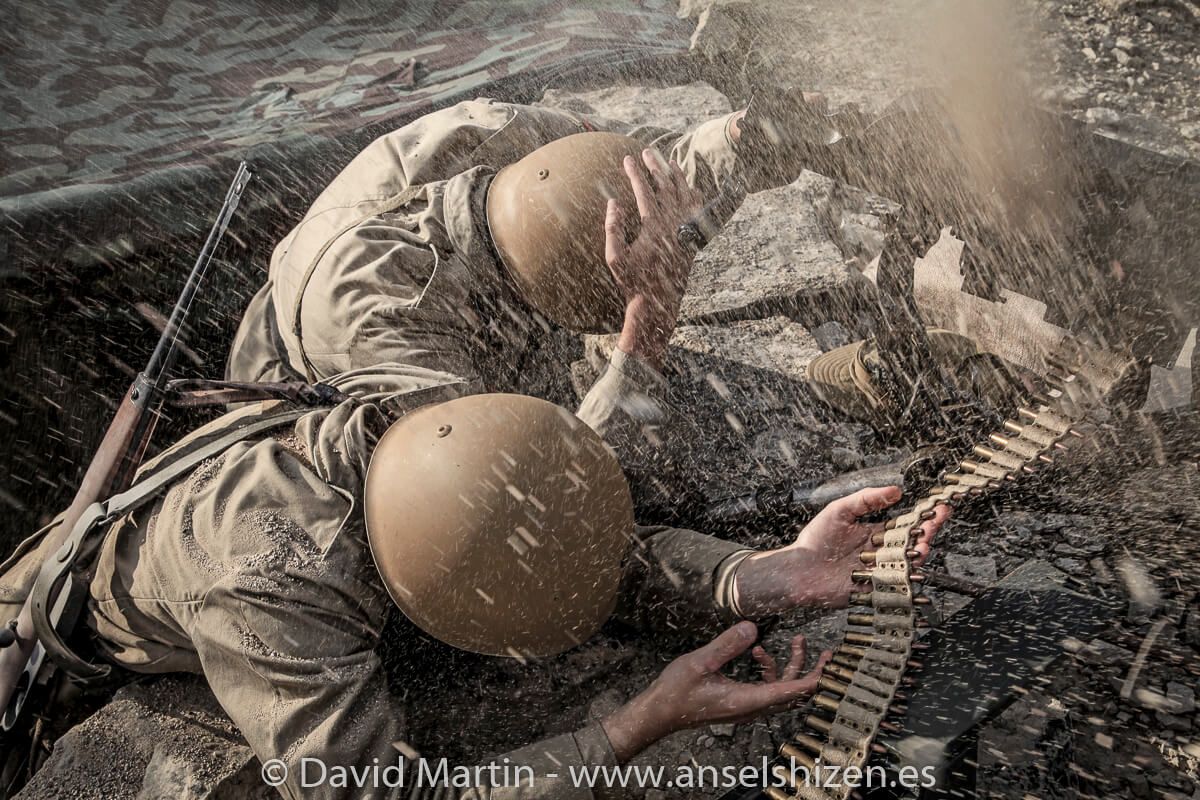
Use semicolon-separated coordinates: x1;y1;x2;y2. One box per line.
17;676;269;800
680;172;869;328
537;81;731;135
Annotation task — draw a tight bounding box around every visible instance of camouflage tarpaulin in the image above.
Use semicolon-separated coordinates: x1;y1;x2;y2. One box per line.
0;0;692;550
1;0;691;270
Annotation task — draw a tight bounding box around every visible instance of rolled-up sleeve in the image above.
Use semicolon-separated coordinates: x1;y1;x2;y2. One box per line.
576;348;669;456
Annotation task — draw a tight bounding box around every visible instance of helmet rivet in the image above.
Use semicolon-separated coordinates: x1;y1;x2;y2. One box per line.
437;425;452;437
537;168;549;180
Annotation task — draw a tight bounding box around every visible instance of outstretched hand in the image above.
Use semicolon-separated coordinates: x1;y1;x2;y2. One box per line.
602;622;829;763
734;486;951;617
606;148;703;369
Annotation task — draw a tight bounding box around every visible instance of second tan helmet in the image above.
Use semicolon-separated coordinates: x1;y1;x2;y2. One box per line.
486;131;644;333
364;393;634;658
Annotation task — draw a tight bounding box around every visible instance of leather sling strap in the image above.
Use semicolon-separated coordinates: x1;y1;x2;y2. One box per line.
28;407;311;684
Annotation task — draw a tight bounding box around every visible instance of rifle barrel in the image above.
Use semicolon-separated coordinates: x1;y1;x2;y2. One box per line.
0;162;253;729
145;162;251;382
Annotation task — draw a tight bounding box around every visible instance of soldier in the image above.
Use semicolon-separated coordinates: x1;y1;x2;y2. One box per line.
1;382;945;799
227;95;824;463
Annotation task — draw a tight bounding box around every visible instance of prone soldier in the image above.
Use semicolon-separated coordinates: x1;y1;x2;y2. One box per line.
227;95;828;465
0;379;945;799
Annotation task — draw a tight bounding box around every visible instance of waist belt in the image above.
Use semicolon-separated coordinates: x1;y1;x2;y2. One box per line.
29;407;311;684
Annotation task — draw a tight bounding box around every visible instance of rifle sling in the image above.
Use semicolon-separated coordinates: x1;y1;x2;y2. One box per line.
29;407;312;684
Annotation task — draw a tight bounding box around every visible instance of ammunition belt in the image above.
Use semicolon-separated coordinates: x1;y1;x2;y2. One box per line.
762;339;1130;800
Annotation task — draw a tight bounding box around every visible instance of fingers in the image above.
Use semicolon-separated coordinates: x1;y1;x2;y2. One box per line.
833;485;903;521
751;646;777;683
726;648;830;715
781;635;807;682
604;199;628;271
910;503;951;566
695;621;759;674
624;154;654;220
641;148;674;200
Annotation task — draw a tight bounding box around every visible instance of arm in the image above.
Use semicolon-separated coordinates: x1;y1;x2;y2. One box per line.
193;580;624;800
617;487;951;638
574;149;701;457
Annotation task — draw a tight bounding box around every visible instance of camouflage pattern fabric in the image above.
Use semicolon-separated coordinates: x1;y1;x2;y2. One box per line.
2;0;688;197
1;0;689;266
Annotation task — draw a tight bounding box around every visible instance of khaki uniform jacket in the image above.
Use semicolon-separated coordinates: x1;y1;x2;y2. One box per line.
78;372;748;800
226;98;742;459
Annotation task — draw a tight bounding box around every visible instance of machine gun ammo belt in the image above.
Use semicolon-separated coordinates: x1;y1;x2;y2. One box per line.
756;338;1130;800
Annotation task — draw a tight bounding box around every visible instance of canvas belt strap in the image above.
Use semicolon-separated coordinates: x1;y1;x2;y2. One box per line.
29;407;311;684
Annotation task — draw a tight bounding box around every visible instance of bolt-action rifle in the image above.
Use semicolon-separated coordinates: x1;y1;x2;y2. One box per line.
0;163;252;734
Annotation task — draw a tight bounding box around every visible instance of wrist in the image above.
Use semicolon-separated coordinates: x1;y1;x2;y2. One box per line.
734;550;801;617
617;296;673;369
601;691;670;763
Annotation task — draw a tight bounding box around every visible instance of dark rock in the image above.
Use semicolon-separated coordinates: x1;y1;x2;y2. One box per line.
17;676;267;800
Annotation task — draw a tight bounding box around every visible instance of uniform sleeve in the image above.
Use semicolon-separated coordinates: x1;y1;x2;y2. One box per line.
575;348;669;462
614;525;754;636
192;581;627;800
589;112;743;202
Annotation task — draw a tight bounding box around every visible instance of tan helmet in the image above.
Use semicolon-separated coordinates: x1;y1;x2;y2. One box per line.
364;393;634;658
486;131;644;333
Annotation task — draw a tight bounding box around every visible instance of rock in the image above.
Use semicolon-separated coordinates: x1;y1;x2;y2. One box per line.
1116;556;1164;621
1054;557;1088;575
709;723;736;737
690;3;756;63
537;82;731;136
811;180;900;277
1133;687;1193;715
584;317;855;501
1083;46;1099;62
1167;682;1197;715
1185;608;1200;648
680;173;866;326
1156;711;1193;732
1064;636;1133;666
1086;106;1123;126
944;553;999;585
1114;48;1132;66
136;747;218;800
809;320;852;352
17;676;266;800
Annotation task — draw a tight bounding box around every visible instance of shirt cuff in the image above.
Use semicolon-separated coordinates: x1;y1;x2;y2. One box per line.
712;549;756;625
572;723;622;800
608;347;668;394
576;347;669;438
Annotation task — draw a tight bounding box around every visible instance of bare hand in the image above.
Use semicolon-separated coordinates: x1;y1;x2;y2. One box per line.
734;486;950;616
601;622;828;762
606;148;703;368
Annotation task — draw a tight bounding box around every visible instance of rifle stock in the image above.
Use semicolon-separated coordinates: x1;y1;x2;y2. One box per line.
0;163;251;729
